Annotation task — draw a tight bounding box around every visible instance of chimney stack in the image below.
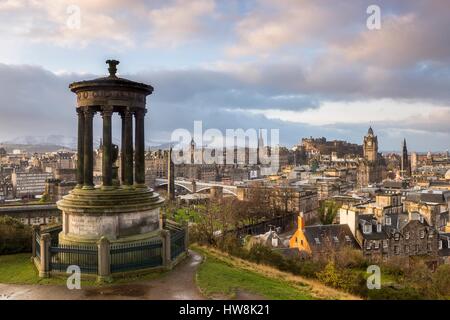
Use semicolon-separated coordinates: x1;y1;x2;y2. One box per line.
298;212;305;230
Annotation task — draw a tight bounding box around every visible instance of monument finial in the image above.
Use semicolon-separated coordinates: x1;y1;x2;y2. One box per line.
106;59;120;77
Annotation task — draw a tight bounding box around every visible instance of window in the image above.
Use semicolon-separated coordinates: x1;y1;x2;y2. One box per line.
383;240;389;248
314;238;321;245
363;224;372;234
374;241;379;249
377;224;382;232
439;240;443;250
427;242;432;252
345;235;352;243
333;236;339;244
405;232;410;240
405;245;409;254
394;233;400;241
366;241;371;250
420;230;425;239
394;246;400;255
385;216;392;226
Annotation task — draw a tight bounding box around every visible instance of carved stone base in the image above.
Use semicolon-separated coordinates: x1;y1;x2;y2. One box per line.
57;186;164;244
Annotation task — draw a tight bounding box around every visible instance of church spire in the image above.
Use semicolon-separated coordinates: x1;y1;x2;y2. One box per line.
257;129;264;165
401;138;411;178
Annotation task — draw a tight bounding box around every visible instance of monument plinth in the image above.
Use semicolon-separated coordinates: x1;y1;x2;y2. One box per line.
57;60;164;246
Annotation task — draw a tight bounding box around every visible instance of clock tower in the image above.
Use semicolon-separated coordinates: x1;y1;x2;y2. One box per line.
357;126;386;188
363;126;378;162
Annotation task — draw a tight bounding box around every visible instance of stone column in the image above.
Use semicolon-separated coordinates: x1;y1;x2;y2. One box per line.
39;233;51;278
120;112;126;184
97;237;111;282
123;108;134;186
134;108;146;186
76;108;84;187
101;107;113;189
83;109;95;189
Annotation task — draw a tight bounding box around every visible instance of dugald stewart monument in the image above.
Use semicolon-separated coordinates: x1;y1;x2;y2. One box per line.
32;60;187;281
59;59;163;245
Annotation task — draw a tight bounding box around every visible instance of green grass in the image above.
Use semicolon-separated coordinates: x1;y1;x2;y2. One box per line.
196;249;314;300
0;253;163;286
0;253;69;285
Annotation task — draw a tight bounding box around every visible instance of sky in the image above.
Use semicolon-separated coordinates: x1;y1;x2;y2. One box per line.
0;0;449;152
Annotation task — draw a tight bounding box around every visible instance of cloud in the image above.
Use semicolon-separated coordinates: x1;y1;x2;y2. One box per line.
334;1;450;68
132;67;319;110
0;1;449;151
146;0;215;47
0;63;448;152
226;0;365;57
0;0;218;48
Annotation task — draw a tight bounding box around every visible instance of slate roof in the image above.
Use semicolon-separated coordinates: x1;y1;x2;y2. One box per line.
383;180;409;189
357;213;411;241
303;224;359;252
405;190;450;204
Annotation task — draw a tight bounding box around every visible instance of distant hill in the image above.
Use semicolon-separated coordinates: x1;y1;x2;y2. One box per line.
3;135;77;148
0;142;73;154
0;135;173;153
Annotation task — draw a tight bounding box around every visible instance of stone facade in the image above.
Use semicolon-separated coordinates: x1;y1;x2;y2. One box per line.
145;148;255;185
357;214;439;261
403;190;450;230
63;207;160;240
236;184;319;224
12;171;53;198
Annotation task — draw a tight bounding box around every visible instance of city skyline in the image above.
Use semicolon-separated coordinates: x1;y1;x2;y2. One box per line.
0;0;449;151
0;1;450;304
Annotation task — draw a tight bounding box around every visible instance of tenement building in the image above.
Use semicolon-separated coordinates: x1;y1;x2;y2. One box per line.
339;198;447;264
12;171;53;198
236;183;319;224
403;190;449;230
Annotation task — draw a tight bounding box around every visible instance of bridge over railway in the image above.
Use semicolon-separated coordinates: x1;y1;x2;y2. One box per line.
154;179;238;196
